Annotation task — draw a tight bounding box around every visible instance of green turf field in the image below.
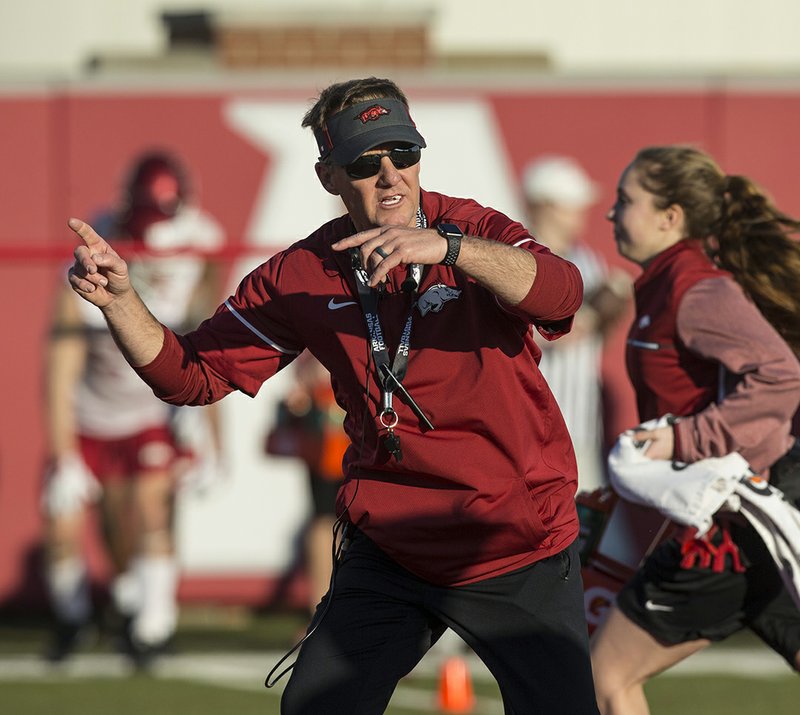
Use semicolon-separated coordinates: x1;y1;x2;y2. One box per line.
1;611;797;714
1;672;798;715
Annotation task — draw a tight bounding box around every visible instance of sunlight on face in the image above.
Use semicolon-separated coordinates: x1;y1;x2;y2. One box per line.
607;165;679;266
318;143;421;232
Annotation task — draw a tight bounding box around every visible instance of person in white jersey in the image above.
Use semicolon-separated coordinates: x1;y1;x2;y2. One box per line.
42;150;225;666
523;156;630;491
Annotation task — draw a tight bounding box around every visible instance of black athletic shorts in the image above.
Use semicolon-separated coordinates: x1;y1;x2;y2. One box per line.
616;517;800;669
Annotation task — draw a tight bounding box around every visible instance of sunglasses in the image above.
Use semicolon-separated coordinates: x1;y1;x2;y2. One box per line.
343;145;422;180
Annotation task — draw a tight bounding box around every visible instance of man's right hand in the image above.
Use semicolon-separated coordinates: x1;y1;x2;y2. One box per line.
67;217;131;308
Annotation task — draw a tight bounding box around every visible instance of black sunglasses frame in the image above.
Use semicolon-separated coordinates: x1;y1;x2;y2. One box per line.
343;145;422;180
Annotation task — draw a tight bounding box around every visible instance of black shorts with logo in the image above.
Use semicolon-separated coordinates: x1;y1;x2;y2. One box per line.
616;520;800;668
616;444;800;669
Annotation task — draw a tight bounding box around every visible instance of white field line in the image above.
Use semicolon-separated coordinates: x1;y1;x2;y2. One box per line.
0;652;505;714
0;648;793;715
0;647;792;686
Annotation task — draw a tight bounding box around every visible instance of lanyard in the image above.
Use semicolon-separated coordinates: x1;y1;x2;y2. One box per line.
348;211;434;461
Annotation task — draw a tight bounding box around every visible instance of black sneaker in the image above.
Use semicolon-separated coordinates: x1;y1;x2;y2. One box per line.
44;620;87;663
118;617;173;671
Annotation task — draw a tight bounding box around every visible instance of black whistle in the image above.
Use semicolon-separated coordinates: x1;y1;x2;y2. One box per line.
383;431;403;462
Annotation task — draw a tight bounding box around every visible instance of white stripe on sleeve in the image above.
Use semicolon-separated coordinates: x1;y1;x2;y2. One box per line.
223;300;300;355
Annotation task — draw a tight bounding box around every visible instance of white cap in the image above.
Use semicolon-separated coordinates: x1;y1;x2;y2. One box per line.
522;155;599;208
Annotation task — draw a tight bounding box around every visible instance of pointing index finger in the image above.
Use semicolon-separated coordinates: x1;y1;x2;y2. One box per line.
68;217;105;249
331;226;383;251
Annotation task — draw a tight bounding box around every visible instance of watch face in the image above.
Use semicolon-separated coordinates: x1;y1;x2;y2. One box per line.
438;223;463;238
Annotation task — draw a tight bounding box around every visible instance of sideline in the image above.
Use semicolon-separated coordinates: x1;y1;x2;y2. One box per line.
0;646;790;682
0;648;791;715
0;651;507;715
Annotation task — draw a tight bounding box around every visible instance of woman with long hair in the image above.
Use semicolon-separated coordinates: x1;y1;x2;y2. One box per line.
591;145;800;714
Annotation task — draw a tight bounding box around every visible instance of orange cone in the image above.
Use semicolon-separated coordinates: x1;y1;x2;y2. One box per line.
437;656;475;713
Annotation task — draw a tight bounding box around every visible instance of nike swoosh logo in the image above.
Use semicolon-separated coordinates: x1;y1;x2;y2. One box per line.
328;298;357;310
644;600;674;612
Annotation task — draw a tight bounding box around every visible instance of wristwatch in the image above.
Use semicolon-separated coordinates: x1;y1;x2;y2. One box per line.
437;223;463;266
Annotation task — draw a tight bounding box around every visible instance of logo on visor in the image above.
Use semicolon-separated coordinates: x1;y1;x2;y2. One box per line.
356;105;391;123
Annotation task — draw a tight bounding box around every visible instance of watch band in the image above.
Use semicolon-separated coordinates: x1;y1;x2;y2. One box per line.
437;223;463;266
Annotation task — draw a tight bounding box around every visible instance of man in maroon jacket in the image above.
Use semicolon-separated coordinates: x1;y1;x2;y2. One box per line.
66;77;599;714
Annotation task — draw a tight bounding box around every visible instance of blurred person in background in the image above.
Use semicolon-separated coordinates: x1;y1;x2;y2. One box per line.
523;156;630;491
264;351;348;618
64;77;600;714
43;150;226;666
591;145;800;714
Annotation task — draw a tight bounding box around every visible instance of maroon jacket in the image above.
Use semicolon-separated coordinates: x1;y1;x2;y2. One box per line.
626;240;723;421
627;239;800;472
136;189;583;585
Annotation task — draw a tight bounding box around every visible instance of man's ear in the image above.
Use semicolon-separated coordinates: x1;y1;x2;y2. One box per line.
315;162;340;196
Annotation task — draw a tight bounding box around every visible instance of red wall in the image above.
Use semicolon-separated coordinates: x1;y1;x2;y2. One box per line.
2;79;799;610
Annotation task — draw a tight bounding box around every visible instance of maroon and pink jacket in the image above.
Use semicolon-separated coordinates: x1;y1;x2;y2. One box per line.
627;239;800;473
135;189;583;585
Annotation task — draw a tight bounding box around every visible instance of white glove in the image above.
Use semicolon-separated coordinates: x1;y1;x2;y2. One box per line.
42;453;102;517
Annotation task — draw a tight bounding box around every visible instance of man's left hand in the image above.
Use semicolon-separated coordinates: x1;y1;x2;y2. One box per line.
333;226;446;287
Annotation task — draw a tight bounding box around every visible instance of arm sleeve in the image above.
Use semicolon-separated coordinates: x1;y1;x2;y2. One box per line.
673;277;800;470
133;325;238;406
460;201;583;335
517;250;583;339
133;256;303;405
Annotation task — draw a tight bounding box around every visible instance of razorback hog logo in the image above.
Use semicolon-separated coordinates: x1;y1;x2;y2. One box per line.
417;283;461;317
356;104;391;123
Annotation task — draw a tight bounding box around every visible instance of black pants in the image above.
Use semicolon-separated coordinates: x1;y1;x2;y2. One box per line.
281;528;599;715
